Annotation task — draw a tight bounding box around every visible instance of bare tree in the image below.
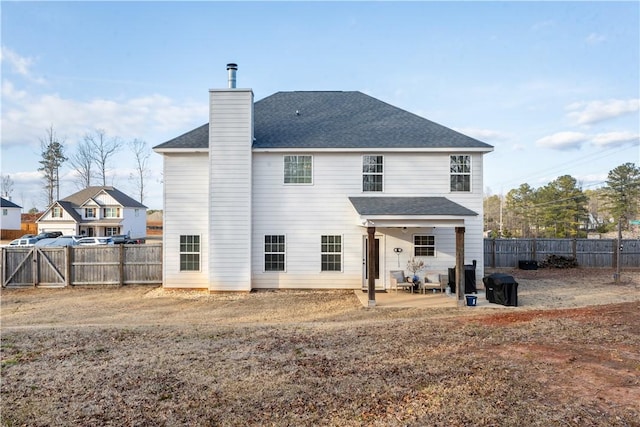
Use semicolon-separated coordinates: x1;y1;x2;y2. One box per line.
1;174;14;199
128;138;150;203
69;137;95;189
85;129;121;186
38;125;67;206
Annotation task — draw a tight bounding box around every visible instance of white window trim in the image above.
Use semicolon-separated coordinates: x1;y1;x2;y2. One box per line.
413;234;437;257
320;234;344;273
283;155;313;185
263;234;287;273
362;154;384;193
179;234;202;273
449;154;472;193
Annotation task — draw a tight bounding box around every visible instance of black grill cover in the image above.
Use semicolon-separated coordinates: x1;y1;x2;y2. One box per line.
483;273;518;306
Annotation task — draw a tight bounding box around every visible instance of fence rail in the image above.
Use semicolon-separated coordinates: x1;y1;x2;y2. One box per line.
484;238;640;269
1;244;162;288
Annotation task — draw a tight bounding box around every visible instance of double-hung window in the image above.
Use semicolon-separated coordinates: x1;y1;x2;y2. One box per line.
450;155;471;192
264;235;286;272
414;235;436;257
284;155;312;184
85;208;96;218
52;207;62;218
180;235;200;271
104;207;119;218
321;235;342;271
363;155;383;192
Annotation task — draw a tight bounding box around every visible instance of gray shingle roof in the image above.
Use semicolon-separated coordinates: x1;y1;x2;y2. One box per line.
349;197;478;216
154;91;493;150
61;186;147;209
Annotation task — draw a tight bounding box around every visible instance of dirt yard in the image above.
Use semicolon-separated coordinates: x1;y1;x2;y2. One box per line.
1;268;639;426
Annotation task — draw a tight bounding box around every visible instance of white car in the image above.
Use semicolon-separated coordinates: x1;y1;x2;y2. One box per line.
77;237;115;246
8;238;38;247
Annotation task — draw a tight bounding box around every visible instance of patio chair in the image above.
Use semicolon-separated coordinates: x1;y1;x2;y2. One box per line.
421;272;447;293
390;270;413;293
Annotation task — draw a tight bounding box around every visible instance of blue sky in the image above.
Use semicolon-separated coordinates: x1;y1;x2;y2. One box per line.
1;1;639;211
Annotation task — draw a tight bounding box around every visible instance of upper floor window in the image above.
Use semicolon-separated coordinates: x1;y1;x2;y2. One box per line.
104;207;120;218
321;235;342;272
180;235;200;271
52;207;62;218
284;155;312;184
450;155;471;192
84;208;96;218
414;235;436;257
363;155;383;192
264;235;286;272
2;209;7;216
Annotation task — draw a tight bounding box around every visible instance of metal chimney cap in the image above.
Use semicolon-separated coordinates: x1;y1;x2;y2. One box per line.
226;63;238;70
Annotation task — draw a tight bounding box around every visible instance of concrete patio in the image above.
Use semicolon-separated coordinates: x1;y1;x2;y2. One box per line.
354;289;507;309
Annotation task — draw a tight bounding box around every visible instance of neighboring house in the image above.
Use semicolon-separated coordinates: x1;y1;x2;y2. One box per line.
1;197;22;230
153;64;494;293
36;186;147;238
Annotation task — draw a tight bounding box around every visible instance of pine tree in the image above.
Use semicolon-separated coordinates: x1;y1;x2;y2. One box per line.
38;126;67;206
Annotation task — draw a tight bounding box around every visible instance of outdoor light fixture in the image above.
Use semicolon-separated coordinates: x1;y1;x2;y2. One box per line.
393;247;403;267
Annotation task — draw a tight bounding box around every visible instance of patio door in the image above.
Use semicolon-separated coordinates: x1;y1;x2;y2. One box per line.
362;235;384;290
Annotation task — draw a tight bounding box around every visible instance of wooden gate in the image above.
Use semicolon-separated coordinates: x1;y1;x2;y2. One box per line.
2;247;67;288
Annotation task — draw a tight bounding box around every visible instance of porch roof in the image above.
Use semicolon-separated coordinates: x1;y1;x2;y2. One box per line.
349;196;477;227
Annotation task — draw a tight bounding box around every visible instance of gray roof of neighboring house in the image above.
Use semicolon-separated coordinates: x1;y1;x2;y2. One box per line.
61;186;147;209
349;197;478;216
0;197;21;208
154;91;493;151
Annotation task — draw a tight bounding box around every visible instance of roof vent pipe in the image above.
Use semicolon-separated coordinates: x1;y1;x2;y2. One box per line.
226;63;238;88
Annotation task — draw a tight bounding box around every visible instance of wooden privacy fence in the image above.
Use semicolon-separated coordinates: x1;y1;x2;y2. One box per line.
1;244;162;288
484;238;640;269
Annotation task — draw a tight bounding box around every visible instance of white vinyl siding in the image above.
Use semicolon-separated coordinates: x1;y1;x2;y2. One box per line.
162;153;209;289
251;151;487;288
209;89;253;291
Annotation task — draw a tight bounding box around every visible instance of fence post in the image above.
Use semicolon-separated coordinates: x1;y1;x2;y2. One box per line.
572;239;577;260
119;244;125;286
32;248;38;287
491;238;496;268
65;246;71;287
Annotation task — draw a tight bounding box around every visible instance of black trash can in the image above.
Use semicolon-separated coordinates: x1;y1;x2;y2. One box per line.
483;273;518;306
448;261;478;294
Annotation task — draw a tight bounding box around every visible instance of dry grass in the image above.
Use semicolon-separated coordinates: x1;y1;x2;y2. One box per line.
1;269;639;426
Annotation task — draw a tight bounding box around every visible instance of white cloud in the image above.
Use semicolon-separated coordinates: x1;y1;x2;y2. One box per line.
536;131;589;150
0;46;45;84
592;131;640;148
1;91;208;149
566;99;640;125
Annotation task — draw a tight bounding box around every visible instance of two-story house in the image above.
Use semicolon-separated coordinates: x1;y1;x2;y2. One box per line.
36;186;147;238
153;64;493;297
1;197;22;232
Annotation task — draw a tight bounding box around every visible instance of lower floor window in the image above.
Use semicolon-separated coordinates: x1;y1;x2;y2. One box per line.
414;235;436;257
180;235;200;271
264;235;285;271
321;235;342;271
105;227;119;236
